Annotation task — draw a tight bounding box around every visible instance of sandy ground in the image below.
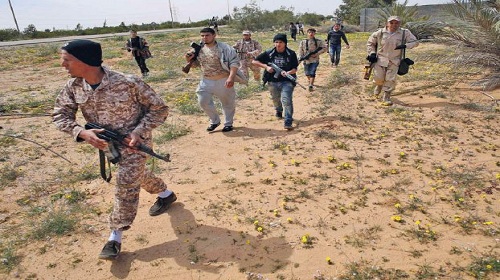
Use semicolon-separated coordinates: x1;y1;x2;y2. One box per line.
0;39;499;280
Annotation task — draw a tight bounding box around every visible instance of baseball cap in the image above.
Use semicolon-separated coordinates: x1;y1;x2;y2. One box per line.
387;16;401;22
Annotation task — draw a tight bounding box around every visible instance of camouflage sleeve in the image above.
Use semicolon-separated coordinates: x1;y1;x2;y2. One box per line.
298;40;305;57
255;41;262;53
233;40;240;49
52;81;85;141
318;40;327;55
130;77;169;136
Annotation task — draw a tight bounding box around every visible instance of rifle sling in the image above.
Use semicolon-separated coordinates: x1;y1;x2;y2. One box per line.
99;150;112;182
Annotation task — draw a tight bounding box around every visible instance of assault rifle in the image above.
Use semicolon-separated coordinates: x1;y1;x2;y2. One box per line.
363;63;375;80
85;123;170;163
299;47;323;61
182;42;203;74
265;62;306;90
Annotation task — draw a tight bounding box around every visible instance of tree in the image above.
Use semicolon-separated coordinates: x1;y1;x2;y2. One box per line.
231;1;265;30
376;0;429;27
407;0;500;90
336;0;394;25
299;13;325;26
23;24;37;38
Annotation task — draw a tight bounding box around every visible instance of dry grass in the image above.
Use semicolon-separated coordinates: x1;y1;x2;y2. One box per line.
0;25;499;279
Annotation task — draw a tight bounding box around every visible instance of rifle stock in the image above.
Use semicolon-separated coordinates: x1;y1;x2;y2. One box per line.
84;123;170;162
182;42;202;74
363;63;374;80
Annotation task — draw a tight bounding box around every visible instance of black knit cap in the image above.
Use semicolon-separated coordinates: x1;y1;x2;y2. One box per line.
61;39;102;66
273;33;287;44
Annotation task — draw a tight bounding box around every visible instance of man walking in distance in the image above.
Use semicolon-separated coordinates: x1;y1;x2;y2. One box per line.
289;22;298;42
298;28;327;92
366;16;418;106
253;34;299;130
126;30;150;77
326;23;350;67
233;30;262;82
185;27;247;132
53;39;176;260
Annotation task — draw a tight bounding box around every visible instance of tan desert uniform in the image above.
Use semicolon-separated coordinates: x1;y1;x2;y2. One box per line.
53;66;169;230
233;38;262;81
367;28;418;96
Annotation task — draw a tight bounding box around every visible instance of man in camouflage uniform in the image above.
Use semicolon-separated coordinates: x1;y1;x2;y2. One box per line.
233;30;262;81
185;27;247;133
53;39;176;260
366;16;418;106
298;28;327;92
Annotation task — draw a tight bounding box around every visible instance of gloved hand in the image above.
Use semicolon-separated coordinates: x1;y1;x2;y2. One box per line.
395;44;406;50
366;53;377;63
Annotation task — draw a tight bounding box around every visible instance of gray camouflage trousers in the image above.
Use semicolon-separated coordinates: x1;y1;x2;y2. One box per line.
110;146;167;230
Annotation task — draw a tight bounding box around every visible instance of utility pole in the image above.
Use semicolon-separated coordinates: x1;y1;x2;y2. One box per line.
8;0;20;33
169;0;174;28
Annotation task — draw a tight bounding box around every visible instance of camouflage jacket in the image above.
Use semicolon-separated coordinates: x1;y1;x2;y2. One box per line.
233;39;262;60
190;41;248;85
298;37;327;64
53;66;169;141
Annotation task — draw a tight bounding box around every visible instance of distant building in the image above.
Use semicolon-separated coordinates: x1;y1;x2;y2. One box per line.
360;4;454;32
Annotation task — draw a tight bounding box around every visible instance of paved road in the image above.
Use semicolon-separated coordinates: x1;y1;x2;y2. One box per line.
0;27;201;47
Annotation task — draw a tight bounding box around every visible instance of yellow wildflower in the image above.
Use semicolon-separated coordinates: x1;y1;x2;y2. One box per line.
301;234;310;244
391;215;402;222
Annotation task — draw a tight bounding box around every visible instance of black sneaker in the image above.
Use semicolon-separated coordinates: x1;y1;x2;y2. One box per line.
206;123;220;132
99;240;121;260
222;126;233;132
149;192;177;216
275;111;283;119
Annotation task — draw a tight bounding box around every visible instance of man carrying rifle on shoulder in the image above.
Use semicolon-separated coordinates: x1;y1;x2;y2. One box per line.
252;33;299;130
53;39;176;260
184;27;247;133
298;28;327;92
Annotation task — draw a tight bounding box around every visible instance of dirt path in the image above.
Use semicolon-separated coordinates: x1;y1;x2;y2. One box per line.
1;42;499;280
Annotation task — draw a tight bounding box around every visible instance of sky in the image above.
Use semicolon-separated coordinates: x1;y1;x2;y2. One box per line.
0;0;450;31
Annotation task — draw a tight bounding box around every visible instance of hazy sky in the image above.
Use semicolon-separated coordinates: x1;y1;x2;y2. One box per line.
0;0;449;30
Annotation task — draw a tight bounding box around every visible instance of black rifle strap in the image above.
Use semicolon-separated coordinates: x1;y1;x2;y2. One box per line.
99;150;112;182
400;30;406;60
